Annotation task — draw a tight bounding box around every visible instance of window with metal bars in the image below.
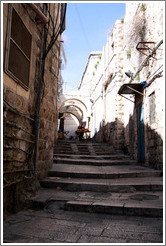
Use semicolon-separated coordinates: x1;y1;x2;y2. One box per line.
4;6;32;90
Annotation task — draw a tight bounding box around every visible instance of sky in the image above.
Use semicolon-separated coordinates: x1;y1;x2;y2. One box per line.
61;2;126;91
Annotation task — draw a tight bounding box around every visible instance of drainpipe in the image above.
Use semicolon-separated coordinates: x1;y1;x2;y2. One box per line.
28;3;49;24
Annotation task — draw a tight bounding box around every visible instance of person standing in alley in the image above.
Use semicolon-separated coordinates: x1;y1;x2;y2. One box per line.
77;124;84;141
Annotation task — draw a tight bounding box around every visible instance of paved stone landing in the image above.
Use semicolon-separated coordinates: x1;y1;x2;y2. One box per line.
3;203;163;243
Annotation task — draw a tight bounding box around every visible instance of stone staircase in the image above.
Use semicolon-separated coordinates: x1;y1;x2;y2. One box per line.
30;140;163;217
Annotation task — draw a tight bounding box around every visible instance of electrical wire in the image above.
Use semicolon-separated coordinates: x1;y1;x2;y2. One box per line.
33;4;67;191
74;4;92;51
3;99;34;120
146;65;163;81
44;3;67;59
146;70;163;87
129;39;163;83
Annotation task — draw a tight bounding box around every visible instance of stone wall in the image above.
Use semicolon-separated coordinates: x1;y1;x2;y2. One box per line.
3;3;64;217
122;2;164;168
91;19;125;152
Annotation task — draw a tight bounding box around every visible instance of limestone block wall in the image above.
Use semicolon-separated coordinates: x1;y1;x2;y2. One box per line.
3;3;62;216
38;45;59;180
3;3;42;216
122;2;164;168
142;2;163;169
112;20;125;152
78;52;102;95
91;19;125;152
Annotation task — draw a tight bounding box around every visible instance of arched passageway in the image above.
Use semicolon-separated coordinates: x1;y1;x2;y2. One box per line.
58;97;90;139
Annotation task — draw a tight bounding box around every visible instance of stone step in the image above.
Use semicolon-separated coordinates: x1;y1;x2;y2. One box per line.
54;153;130;160
54;150;73;154
92;148;114;152
41;176;163;192
34;139;164;219
28;189;162;217
95;152;116;155
54;147;72;150
54;149;72;153
64;195;163;217
55;145;72;149
75;151;91;155
55;143;114;150
54;145;72;148
54;144;115;155
54;151;123;156
47;164;162;179
54;157;137;166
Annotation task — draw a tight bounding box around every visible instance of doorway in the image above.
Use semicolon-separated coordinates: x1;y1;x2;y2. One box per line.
137;102;145;163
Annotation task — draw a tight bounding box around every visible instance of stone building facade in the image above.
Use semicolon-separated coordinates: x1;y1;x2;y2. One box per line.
3;3;66;216
120;2;164;169
76;2;164;169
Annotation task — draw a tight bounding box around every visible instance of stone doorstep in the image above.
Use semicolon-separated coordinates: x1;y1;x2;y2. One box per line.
64;200;163;217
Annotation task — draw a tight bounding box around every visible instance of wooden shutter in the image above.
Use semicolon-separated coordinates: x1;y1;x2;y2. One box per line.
4;6;32;90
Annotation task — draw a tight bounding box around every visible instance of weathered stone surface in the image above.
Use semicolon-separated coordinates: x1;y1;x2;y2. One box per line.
3;3;62;216
3;204;163;243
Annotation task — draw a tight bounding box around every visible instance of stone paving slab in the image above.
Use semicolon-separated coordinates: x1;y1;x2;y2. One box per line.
3;205;163;243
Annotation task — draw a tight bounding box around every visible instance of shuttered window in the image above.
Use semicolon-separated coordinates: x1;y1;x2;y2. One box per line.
149;92;156;125
4;6;32;90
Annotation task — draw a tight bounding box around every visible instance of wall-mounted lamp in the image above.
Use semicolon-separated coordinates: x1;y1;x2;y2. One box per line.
140;81;147;88
125;70;133;78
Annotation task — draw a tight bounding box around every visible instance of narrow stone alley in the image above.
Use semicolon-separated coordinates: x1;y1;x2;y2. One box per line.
3;2;164;245
3;140;163;243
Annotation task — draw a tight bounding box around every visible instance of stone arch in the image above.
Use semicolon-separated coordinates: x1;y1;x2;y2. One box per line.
60;98;87;111
59;98;87;123
64;112;80;122
59;104;83;119
63;110;82;124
